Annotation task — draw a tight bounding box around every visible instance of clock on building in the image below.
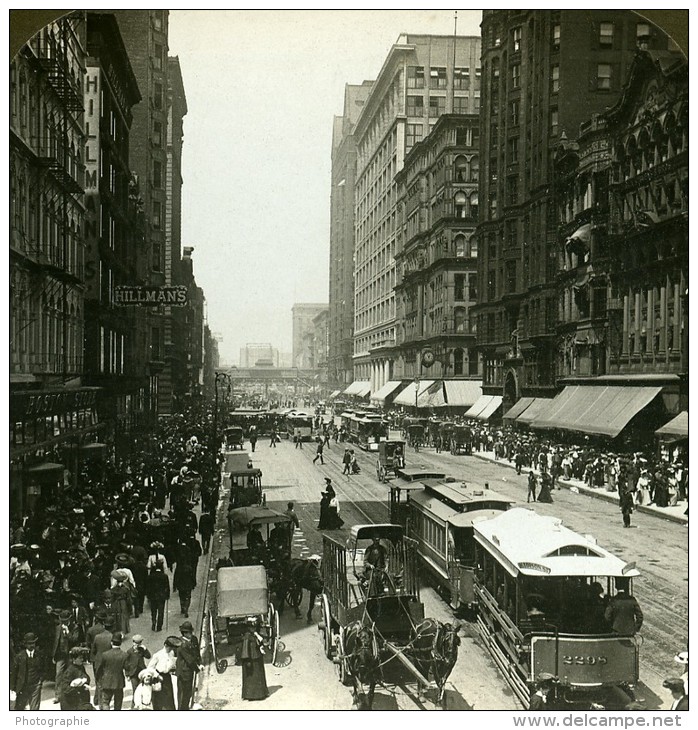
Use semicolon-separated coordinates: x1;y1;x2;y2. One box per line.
421;349;435;368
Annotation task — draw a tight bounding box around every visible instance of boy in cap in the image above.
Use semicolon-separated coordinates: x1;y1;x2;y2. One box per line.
11;632;43;710
124;635;152;707
663;677;688;710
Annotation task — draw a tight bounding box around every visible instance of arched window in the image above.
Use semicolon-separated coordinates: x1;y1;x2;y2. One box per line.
453;347;464;376
454;191;467;218
637;128;651;170
454;155;468;183
454;234;466;257
454;306;467;333
469;232;479;258
470;192;479;220
470;155;479;182
19;70;28;135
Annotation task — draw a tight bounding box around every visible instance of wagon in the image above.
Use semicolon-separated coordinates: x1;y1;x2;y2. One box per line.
375;439;406;482
227;505;292;566
406;423;425;450
208;565;281;673
450;424;473;455
224;426;245;450
226;452;263;508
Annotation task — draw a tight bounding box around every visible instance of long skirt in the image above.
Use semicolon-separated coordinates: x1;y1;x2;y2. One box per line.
241;657;268;700
153;673;176;710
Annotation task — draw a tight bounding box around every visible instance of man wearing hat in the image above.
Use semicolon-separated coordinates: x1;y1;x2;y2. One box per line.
674;651;688;695
52;609;81;704
124;635;152;707
604;579;643;636
11;632;43;710
529;673;558;710
663;677;688;710
342;447;352;475
95;632;127;710
146;561;171;632
176;621;202;710
90;613;116;706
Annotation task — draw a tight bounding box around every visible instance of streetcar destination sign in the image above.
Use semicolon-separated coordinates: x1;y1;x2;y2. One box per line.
114;285;188;307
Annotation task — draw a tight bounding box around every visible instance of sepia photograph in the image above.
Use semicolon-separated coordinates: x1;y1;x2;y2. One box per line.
7;7;688;714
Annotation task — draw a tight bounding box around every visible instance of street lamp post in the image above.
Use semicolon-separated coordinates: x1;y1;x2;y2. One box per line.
414;377;420;414
213;371;231;451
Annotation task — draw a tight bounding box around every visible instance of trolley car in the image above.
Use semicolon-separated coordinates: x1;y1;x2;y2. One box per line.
473;508;642;709
208;565;281;673
449;425;473;455
286;412;313;441
349;414;388;451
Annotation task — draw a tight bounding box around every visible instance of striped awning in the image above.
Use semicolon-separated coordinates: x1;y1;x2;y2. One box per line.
343;381;371;397
394;380;435;407
443;379;482;407
465;394;494;419
516;398;554;425
370;381;405;403
655;411;688;439
418;381;446;408
474;395;503;421
502;397;535;422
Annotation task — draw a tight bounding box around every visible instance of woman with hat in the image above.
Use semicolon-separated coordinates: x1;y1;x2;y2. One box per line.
147;636;179;710
59;647;92;710
110;572;133;635
318;481;332;529
663;677;688;710
240;617;268;701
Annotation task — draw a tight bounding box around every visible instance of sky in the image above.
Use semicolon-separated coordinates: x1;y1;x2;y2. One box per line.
167;9;482;365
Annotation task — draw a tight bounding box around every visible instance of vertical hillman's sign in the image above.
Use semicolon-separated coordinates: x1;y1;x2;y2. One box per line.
113;286;188;306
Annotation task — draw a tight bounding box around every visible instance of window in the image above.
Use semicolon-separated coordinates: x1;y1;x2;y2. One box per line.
488;270;497;299
597;64;612;90
455;274;465;300
552;23;561;50
512;27;522;52
469;272;478;298
406;95;423;117
407;66;425;88
153;83;163;109
454;155;468;182
511;64;521;89
454;234;466;257
453;348;464;376
430;67;447;88
153;120;162;147
507;175;518;205
636;23;651;47
406;123;423;150
505;260;517;293
550;108;559;136
153;160;162;188
153;43;164;70
551;64;560;94
453;96;468;114
470;192;479;219
473;95;481;113
508;137;519;163
455;127;471;146
599;22;614;47
429;96;446;118
454;67;470;89
454;307;467;333
152;200;162;229
152;11;163;31
454;191;467;218
470;157;479;183
510;99;520;126
475;67;482;80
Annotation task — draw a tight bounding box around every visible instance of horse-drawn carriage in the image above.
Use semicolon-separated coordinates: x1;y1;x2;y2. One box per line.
208;565;281;673
319;523;460;708
227;505;291;564
449;424;473;455
406;423;426;451
225;452;263;508
224;426;245;450
375;439;406;482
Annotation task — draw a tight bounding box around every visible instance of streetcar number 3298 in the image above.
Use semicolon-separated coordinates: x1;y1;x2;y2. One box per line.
562;655;608;666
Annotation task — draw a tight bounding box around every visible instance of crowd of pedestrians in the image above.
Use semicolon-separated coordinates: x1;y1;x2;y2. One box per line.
9;404;219;710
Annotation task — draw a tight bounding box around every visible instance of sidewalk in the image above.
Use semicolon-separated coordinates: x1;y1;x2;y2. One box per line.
471;449;688;525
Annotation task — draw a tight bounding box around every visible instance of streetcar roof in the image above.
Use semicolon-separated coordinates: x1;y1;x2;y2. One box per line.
410;489;457;522
424;480;512;506
448;509;509;528
397;467;447;481
350;523;404;542
473;508;641;578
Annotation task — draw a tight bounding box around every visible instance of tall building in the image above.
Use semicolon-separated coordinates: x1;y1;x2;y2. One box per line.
292;303;328;368
474;11;671;413
112;10;172;414
394;113;481;381
352;34;481;394
239;344;278;368
9;13;98;515
173;247;205;398
83;12;147;450
328;81;373;389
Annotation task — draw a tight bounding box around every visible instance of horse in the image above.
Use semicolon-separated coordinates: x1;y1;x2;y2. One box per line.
343;621;380;710
411;618;461;706
285;558;324;622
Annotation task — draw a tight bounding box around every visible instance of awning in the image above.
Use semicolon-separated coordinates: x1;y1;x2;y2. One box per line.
474;395;503;421
531;385;662;438
502;397;535;422
465;394;494;419
329;390;341;399
655;411;688;439
516;398;554;426
343;381;371;397
371;380;405;403
444;379;482;407
393;380;435;407
25;462;64;473
566;223;591;249
418;381;446;408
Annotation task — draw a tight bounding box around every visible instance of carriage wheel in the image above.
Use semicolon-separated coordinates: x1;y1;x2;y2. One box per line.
270;605;281;666
320;594;333;659
337;630;352;686
209;611;228;674
285;583;303;609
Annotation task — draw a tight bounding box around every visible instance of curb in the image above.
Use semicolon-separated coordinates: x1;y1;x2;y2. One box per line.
470;451;688;525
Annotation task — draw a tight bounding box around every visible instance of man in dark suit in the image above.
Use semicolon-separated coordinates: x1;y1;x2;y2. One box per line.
95;632;127;710
198;511;214;553
176;621;202;710
663;677;689;710
85;610;108;650
52;609;82;704
145;563;170;632
604;580;644;635
90;616;115;706
68;594;90;643
11;633;43;710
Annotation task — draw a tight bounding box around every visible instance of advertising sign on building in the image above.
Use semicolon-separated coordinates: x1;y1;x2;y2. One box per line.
113;285;188;307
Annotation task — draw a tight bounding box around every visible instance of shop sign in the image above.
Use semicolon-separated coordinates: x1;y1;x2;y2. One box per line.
114;286;188;307
11;388;99;420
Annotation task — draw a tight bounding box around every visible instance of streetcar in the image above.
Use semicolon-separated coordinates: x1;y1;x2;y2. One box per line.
286;412;313;441
472;508;642;709
389;478;511;610
229;408;269;437
348;414;388;451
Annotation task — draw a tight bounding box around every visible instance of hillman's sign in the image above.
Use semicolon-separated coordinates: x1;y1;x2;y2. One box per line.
114;286;188;307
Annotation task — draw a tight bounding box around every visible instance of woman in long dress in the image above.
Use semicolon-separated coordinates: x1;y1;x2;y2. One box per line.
148;637;178;710
111;575;132;635
318;492;331;529
240;619;268;701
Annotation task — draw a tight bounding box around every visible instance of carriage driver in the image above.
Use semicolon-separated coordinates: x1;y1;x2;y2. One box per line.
363;537;388;595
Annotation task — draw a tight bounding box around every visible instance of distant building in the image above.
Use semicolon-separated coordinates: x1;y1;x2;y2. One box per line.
352;34;482;394
173;247;205;398
328;81;373;389
292;303;328;368
239;344;279;368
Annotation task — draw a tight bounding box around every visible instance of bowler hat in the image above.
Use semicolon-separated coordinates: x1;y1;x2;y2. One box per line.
179;620;194;633
663;677;685;693
23;632;38;645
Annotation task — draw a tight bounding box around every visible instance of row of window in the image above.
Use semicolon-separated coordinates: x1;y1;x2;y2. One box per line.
353;327;396;357
407;66;482;90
